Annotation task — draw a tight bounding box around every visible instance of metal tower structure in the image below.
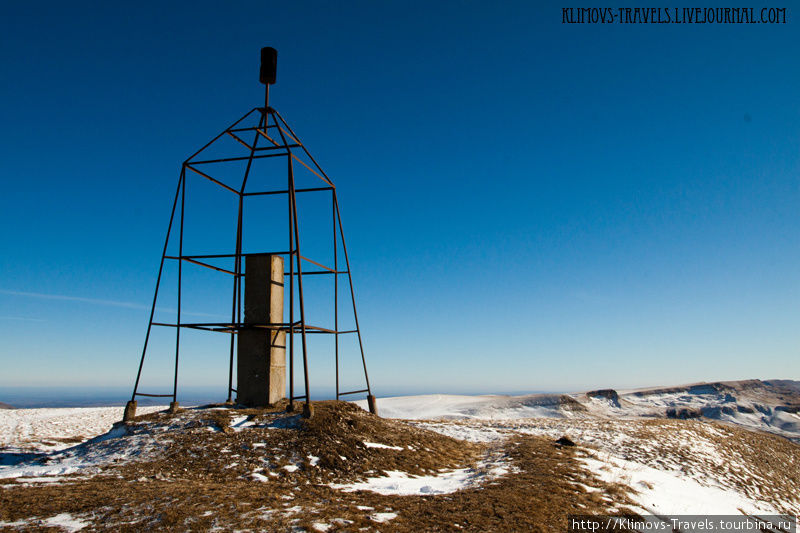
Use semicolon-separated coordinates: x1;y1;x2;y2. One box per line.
124;48;375;420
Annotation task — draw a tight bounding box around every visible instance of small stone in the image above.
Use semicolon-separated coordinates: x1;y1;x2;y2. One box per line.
555;436;576;447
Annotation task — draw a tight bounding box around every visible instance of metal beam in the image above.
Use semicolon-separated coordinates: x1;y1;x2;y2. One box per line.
185;165;240;195
243;186;333;197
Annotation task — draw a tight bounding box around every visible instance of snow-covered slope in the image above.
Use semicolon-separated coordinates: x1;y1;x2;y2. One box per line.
361;393;585;420
357;379;800;442
0;405;165;452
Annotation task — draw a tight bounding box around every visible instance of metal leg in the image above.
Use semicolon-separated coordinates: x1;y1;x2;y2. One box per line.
333;188;339;401
288;120;295;411
288;158;312;417
272;113;313;416
172;171;186;407
131;168;184;402
334;192;373;402
227;196;242;403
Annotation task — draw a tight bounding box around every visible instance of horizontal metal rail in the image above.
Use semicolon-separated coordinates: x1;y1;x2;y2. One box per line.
189;152;287;165
155;266;344;277
151;322;230;333
228;124;279;133
164;254;338;276
338;389;369;396
134;393;173;398
150;321;356;336
255;143;300;151
236;143;294;153
285;270;348;276
299;325;335;333
154;321;292;328
168;251;293;260
243;186;333;197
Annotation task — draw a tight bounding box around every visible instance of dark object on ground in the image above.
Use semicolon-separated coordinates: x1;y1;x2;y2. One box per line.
666;407;702;419
555;436;576;447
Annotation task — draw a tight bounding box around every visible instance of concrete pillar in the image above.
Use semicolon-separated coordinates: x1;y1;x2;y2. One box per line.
123;400;137;422
367;395;378;416
237;254;286;406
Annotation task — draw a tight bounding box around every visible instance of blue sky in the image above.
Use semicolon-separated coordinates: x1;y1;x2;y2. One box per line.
0;1;798;400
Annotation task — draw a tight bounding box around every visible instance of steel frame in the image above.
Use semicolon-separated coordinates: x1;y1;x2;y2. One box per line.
129;104;373;413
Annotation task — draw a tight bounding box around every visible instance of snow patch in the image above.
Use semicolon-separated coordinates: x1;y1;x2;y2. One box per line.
330;457;512;495
578;449;782;515
42;513;89;532
230;416;256;431
363;441;403;450
370;512;398;523
250;472;270;482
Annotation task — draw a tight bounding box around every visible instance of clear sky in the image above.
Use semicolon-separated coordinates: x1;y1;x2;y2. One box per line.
1;1;798;401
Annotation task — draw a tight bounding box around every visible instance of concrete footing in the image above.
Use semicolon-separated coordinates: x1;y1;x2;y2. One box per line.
302;403;314;419
367;395;378;416
123;400;137;422
168;401;180;413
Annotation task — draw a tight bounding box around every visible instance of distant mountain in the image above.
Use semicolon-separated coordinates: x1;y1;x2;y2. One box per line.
764;379;800;393
359;378;800;442
0;402;14;409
